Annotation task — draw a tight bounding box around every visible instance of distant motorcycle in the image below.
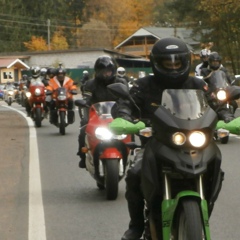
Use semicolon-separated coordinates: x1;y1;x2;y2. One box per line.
4;85;15;106
75;100;138;200
47;87;76;135
205;69;240;143
26;81;46;127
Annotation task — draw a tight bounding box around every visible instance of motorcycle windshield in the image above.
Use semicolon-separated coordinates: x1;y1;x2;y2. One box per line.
161;89;208;120
57;87;67;96
207;70;228;91
30;81;44;87
92;101;115;117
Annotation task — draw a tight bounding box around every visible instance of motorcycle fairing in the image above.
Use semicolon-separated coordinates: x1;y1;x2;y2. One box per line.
141;138;220;203
152;106;217;148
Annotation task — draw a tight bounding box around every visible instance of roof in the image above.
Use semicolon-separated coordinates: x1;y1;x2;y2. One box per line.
115;27;200;51
0;58;30;69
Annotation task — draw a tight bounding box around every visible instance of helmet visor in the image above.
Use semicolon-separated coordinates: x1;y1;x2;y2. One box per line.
152;52;190;75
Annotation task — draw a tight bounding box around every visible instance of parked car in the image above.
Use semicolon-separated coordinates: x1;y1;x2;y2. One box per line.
0;84;4;99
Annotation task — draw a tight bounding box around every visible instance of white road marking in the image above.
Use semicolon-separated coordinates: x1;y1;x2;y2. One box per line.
3;106;47;240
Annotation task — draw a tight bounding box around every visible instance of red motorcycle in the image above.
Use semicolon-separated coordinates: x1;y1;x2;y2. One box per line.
47;87;76;135
75;100;134;200
26;81;46;127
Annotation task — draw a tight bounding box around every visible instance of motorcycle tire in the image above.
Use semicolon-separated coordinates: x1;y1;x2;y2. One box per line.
8;99;12;106
104;159;119;200
220;136;229;144
35;108;42;128
174;199;205;240
59;111;66;135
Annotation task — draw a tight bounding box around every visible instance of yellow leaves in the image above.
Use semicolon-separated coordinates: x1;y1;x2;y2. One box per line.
24;31;68;51
23;36;48;51
51;32;68;50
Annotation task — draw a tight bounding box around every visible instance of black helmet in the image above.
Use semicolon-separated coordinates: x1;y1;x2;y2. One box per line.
208;52;222;70
31;66;41;78
56;67;66;81
150;37;191;88
94;55;117;85
47;67;56;78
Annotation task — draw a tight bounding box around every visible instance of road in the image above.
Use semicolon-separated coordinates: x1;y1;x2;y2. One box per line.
0;101;240;240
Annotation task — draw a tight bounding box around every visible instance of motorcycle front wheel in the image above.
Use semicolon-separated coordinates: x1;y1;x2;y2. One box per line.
175;199;205;240
8;98;12;106
59;111;66;135
35;108;42;127
104;159;119;200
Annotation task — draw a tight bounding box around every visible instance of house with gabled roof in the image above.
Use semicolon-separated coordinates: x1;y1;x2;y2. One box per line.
0;57;30;84
114;26;201;60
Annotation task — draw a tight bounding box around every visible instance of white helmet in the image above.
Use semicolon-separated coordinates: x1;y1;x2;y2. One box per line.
83;70;89;76
200;49;211;58
117;67;126;78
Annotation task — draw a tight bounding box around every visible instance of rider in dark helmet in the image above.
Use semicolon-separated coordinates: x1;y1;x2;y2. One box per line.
76;55;128;168
47;67;56;79
94;55;117;85
112;37;226;240
201;51;237;119
208;51;222;70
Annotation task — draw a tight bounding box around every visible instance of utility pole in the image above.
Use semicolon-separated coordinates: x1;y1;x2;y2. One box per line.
47;19;51;50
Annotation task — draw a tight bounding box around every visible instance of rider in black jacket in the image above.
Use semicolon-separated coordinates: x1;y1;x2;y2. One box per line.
76;55;128;168
113;37;229;240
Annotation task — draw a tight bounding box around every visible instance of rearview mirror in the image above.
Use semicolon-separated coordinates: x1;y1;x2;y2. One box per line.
107;83;130;100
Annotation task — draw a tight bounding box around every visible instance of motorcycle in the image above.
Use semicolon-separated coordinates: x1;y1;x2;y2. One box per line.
75;100;141;200
205;69;240;144
26;81;46;127
4;84;16;106
47;87;76;135
108;83;226;240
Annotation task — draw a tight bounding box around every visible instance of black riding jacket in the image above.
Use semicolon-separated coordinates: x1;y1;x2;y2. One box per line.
83;77;128;105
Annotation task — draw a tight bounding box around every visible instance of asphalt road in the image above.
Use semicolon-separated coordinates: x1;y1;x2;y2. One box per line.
1;101;240;240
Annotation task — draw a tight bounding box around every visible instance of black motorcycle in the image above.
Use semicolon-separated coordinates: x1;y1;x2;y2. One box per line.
108;83;225;240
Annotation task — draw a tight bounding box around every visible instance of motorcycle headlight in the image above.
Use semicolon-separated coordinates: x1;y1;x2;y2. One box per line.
34;88;41;96
95;127;113;140
57;95;67;101
172;132;186;145
95;127;127;140
8;91;14;95
216;90;227;101
26;92;31;98
189;131;206;147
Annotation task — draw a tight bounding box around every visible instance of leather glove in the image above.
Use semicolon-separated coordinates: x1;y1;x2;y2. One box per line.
119;114;133;123
223;116;235;123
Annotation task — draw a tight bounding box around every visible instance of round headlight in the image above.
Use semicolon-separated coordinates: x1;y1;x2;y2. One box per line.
216;90;226;101
189;131;206;147
26;92;31;98
172;132;186;145
35;88;41;96
95;127;113;140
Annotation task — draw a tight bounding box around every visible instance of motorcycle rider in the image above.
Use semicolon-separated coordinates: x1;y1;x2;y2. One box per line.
76;55;128;168
25;66;46;116
112;37;229;240
117;66;130;83
201;51;237;115
195;48;211;76
80;70;90;94
46;66;77;124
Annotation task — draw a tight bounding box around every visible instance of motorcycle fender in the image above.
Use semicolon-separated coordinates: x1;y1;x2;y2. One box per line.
99;147;122;159
162;192;210;240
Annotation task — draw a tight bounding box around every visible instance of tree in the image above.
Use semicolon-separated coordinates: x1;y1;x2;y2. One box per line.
51;31;69;50
78;19;111;48
23;36;48;51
